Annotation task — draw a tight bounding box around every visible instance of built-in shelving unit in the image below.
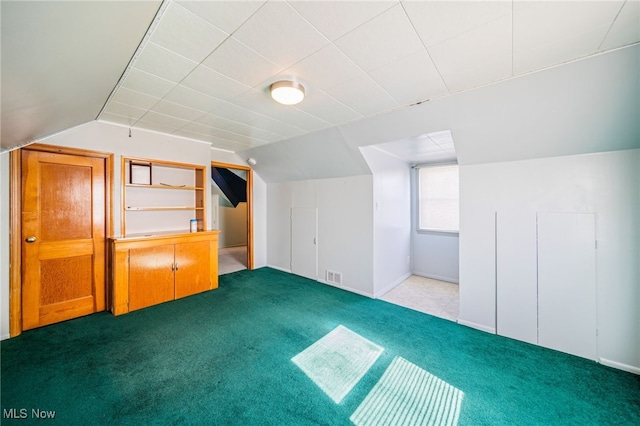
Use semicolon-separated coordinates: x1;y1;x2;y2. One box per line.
111;156;218;315
120;157;206;236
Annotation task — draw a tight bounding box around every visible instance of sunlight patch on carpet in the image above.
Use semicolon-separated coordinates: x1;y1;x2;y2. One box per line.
350;356;463;426
292;325;384;404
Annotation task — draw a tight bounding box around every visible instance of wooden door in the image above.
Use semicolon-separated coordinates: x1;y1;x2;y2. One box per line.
21;150;106;330
128;244;175;311
175;240;211;299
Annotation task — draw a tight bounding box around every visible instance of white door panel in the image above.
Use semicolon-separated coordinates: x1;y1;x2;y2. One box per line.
537;212;597;360
496;211;538;344
291;208;317;280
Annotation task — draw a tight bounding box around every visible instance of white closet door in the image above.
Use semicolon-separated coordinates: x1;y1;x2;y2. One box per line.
537;212;597;360
496;211;538;344
291;208;317;280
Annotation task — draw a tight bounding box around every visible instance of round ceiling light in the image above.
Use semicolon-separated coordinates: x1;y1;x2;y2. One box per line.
270;80;305;105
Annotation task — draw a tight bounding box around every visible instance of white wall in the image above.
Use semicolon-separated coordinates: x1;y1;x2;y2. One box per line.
459;149;640;372
412;232;459;283
359;147;411;296
0;120;269;338
0;152;10;339
218;203;247;248
267;175;374;296
252;173;267;268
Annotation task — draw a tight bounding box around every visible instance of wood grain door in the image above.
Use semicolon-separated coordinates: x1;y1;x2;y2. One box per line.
21;149;106;330
128;244;175;311
175;240;211;299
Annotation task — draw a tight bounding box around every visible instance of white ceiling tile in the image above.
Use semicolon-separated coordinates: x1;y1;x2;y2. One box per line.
209;100;270;125
404;0;511;47
600;1;640;50
195;113;281;142
295;89;363;126
250;121;305;140
175;0;265;35
429;15;512;92
135;120;186;135
369;50;448;105
289;0;395;41
202;37;281;87
149;1;227;63
151;100;207;121
513;1;623;74
164;85;227;112
136;111;191;131
109;87;160;110
133;42;198;83
234;88;331;133
121;68;176;98
182;121;262;145
195;113;280;139
231;1;329;68
324;74;399;116
195;113;240;129
181;65;251;100
207;101;305;139
169;128;210;143
288;44;364;91
427;130;455;146
334;4;424;72
104;101;149;121
373;130;457;164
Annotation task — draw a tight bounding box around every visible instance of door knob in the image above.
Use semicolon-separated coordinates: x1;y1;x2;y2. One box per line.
25;236;37;243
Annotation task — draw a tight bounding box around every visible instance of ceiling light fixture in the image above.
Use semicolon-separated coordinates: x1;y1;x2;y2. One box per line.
270;80;305;105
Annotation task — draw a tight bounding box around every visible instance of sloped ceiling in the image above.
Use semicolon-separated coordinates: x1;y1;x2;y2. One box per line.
96;0;639;153
1;0;161;151
1;0;639;173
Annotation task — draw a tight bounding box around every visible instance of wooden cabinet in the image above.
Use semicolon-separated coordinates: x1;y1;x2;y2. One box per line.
110;231;220;315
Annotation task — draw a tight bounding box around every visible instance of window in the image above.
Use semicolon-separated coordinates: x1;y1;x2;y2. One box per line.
418;164;459;232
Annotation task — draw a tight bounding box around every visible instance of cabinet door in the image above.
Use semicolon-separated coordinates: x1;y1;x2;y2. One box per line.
129;244;175;311
175;240;211;299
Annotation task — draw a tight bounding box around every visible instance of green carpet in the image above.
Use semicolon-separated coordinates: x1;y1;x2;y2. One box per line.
2;268;639;425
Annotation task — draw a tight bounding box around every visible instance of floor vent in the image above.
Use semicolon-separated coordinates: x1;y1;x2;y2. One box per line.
326;270;342;285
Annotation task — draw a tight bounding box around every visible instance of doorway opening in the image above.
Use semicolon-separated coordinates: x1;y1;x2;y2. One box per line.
210;162;253;274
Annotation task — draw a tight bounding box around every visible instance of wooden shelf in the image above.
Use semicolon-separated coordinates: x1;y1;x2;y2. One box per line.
125;183;203;190
121;156;206;236
125;206;204;211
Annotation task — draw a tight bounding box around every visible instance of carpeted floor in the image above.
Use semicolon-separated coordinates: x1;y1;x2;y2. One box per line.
2;268;639;425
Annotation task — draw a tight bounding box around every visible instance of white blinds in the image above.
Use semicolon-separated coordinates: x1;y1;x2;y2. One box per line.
418;165;459;231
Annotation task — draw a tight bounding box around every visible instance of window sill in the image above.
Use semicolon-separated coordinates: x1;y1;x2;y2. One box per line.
416;229;459;236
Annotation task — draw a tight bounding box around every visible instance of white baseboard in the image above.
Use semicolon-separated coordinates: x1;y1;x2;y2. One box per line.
374;272;412;298
412;271;459;284
318;279;374;298
457;318;495;334
598;358;640;375
266;264;291;274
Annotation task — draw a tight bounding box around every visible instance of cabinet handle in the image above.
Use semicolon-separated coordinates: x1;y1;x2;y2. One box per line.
175;263;179;271
171;263;175;271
